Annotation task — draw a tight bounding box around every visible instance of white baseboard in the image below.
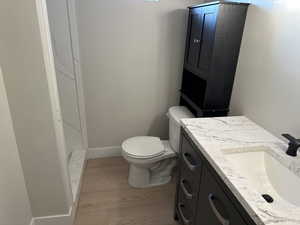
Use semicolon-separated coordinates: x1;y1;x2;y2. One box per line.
87;146;122;159
33;206;74;225
32;156;84;225
30;218;35;225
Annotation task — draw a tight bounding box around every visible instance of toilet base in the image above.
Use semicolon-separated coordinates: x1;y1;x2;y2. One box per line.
128;158;176;188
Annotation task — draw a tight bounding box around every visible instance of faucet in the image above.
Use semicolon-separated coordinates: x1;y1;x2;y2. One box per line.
282;134;300;157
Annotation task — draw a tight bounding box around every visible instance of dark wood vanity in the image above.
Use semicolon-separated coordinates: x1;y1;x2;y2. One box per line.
179;1;249;117
174;129;257;225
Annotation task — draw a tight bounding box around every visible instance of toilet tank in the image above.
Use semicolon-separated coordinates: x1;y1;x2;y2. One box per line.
168;106;194;153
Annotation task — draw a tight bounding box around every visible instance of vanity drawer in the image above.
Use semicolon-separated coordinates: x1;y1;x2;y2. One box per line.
180;134;203;174
176;185;194;225
180;161;200;200
180;133;203;191
178;174;199;221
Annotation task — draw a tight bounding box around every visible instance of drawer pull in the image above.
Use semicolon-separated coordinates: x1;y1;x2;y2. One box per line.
181;179;193;199
178;203;190;225
183;152;197;171
208;194;230;225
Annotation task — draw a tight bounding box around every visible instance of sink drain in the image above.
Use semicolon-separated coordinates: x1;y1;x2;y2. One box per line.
262;194;274;203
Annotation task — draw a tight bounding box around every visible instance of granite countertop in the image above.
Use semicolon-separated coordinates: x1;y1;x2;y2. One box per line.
181;116;300;225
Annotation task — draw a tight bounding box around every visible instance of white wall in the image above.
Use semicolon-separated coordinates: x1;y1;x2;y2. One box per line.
0;0;71;217
231;0;300;138
77;0;202;148
0;67;33;225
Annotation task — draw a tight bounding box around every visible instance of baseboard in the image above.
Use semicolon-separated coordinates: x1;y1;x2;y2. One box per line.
32;162;84;225
87;146;122;159
30;218;35;225
33;151;86;225
32;206;74;225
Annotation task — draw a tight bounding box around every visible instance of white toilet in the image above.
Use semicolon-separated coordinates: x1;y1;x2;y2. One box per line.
122;106;194;188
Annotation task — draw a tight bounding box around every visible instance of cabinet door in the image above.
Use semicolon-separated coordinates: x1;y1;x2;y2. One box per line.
185;8;203;69
195;167;249;225
196;5;218;76
176;185;194;225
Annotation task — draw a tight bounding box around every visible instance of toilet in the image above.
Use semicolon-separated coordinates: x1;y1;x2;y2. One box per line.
122;106;194;188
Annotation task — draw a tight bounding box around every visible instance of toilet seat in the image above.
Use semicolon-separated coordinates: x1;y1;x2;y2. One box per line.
122;136;165;159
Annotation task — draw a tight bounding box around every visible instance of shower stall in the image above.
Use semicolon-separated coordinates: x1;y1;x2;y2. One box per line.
1;0;87;222
45;0;87;160
35;0;88;209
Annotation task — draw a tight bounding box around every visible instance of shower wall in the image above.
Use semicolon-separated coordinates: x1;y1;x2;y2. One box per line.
46;0;85;158
0;0;72;216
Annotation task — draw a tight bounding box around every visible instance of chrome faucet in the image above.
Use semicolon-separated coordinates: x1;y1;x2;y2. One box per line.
282;134;300;157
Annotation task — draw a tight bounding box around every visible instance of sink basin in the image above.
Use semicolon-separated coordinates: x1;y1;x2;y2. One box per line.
223;147;300;207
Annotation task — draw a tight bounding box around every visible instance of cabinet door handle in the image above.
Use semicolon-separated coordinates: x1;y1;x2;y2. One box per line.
208;194;230;225
178;203;190;225
193;38;200;43
181;179;193;199
183;152;197;172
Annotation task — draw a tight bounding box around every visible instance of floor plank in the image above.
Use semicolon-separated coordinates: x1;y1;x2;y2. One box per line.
74;157;178;225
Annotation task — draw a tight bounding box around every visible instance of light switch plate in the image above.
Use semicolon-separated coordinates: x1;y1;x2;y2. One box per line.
144;0;159;2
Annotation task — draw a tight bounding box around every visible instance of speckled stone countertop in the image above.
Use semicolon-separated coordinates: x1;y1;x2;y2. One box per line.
181;116;300;225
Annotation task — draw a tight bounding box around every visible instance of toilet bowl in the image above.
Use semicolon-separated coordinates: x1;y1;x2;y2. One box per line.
122;106;194;188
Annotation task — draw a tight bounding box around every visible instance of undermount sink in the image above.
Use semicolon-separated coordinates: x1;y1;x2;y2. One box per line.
223;147;300;207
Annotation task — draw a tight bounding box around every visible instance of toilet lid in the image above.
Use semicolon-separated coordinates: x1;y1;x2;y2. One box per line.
122;136;165;159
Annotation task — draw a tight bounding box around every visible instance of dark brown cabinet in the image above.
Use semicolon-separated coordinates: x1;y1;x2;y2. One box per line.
195;167;249;225
185;5;218;76
175;130;256;225
180;1;249;117
176;134;203;225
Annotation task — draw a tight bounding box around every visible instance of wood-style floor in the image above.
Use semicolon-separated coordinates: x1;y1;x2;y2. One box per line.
74;157;178;225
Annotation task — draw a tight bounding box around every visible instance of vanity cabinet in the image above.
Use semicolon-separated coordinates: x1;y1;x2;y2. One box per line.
176;134;203;225
175;130;256;225
180;1;249;117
